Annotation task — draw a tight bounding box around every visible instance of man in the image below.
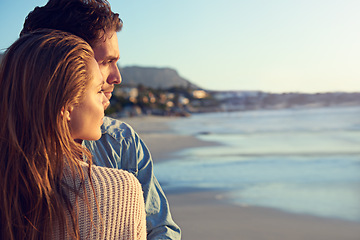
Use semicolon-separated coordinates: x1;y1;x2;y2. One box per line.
21;0;181;239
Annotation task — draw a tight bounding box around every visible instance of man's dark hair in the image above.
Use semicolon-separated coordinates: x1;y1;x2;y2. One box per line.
20;0;122;46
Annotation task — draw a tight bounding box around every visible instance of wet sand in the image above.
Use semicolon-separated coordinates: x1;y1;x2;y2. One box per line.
122;116;360;240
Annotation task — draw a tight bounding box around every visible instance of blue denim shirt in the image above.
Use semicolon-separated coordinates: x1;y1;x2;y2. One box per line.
83;117;181;240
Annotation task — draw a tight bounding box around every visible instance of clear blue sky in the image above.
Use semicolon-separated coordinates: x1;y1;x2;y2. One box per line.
1;0;359;93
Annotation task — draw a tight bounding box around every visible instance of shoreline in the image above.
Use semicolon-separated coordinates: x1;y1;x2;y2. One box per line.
120;115;360;240
120;115;220;162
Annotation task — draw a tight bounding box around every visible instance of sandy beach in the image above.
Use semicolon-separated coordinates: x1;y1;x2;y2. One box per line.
122;116;360;240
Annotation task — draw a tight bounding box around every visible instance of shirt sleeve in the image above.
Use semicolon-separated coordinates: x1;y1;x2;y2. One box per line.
133;132;181;240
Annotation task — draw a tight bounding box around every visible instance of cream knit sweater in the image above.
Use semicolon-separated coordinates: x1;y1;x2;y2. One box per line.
53;163;147;239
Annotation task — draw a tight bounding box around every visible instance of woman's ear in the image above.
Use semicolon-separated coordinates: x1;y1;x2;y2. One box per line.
61;106;73;121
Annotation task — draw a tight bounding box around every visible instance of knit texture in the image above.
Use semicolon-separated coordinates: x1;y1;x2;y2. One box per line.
53;163;147;239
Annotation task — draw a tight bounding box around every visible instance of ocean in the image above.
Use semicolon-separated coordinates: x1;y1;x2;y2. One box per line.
154;106;360;222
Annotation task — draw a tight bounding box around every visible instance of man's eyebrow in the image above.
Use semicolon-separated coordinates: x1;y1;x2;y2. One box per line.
103;55;119;61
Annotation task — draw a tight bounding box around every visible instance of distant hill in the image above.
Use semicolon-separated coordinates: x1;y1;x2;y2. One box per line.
120;66;200;89
0;53;199;89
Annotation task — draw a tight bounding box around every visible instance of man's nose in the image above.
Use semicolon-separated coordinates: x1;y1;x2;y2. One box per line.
108;64;121;85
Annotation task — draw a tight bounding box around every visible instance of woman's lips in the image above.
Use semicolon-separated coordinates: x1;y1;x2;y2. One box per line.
104;92;112;100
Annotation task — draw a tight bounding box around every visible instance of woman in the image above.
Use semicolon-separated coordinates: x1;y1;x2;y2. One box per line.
0;30;146;240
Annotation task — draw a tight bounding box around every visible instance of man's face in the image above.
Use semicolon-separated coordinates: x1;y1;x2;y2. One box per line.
92;30;121;101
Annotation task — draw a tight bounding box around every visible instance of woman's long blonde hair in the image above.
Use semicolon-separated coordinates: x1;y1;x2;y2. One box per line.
0;30;96;239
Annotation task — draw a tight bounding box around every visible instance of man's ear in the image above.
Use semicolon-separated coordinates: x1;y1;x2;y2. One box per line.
61;106;73;121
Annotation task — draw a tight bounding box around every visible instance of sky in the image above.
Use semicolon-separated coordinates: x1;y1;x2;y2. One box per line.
0;0;359;93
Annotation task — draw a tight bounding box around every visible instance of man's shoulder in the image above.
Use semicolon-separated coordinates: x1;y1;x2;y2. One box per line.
101;116;137;141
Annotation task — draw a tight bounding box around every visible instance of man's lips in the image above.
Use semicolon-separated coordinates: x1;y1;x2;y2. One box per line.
103;86;114;100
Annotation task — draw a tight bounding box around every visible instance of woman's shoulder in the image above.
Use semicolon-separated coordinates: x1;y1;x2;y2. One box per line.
89;163;142;194
62;162;145;239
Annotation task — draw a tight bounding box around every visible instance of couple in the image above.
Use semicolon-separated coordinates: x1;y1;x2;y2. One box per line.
0;0;180;239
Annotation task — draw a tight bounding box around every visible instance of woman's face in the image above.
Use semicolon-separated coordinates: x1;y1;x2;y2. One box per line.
68;58;110;141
